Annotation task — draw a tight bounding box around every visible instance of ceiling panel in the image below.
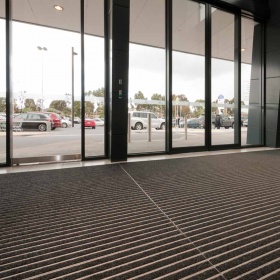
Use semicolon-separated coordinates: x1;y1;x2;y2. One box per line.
6;0;256;63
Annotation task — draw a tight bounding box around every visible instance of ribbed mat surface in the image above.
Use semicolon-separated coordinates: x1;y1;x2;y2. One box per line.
1;150;280;279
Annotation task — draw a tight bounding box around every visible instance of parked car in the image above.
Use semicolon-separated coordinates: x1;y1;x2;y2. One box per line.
45;112;62;130
61;117;72;128
129;111;165;130
94;118;104;126
186;118;203;128
199;114;234;129
74;117;81;124
85;118;96;129
14;112;53;131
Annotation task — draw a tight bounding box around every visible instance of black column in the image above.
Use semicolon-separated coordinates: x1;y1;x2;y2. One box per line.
266;0;280;147
108;0;129;162
6;0;12;166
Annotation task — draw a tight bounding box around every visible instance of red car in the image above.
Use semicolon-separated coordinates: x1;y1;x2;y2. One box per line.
85;118;96;129
45;112;62;130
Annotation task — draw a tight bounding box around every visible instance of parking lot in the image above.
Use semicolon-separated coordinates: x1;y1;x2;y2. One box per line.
0;126;250;162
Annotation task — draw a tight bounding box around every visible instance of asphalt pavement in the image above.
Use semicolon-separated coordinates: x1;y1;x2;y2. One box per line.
0;126;250;162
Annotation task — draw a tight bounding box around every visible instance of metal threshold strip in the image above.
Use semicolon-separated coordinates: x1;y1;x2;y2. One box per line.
12;154;81;165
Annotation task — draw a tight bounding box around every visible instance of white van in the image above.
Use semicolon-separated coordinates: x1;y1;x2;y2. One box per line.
129;111;165;130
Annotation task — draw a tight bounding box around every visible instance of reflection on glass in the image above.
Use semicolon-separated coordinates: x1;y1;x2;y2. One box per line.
0;0;6;164
172;0;205;148
128;0;165;154
84;0;105;157
241;18;262;146
12;0;81;159
211;8;235;145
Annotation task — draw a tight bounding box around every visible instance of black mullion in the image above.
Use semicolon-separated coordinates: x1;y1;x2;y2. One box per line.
261;21;265;146
166;0;172;153
6;0;12;166
205;4;211;149
104;0;110;158
234;13;241;146
81;0;85;160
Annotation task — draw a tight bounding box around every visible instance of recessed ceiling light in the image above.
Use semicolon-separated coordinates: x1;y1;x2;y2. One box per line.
241;48;246;52
54;5;64;11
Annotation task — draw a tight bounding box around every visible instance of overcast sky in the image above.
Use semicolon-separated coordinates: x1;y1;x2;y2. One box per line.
0;19;251;108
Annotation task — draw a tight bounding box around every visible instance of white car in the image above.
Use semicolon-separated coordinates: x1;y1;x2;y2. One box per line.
129;111;165;130
94;118;104;126
61;117;72;128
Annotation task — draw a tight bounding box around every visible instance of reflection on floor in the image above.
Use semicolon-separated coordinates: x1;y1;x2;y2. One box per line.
0;147;276;174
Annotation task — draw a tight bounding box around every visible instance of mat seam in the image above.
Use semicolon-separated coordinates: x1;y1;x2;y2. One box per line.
119;163;228;280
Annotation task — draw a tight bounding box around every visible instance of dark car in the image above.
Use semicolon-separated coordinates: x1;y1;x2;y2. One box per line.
14;112;53;131
45;112;62;130
199;114;233;129
186;118;203;128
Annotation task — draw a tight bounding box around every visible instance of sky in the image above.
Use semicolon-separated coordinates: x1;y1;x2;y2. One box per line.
0;19;252;109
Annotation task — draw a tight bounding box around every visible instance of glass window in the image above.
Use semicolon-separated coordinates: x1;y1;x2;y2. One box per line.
84;0;105;157
0;0;6;164
12;0;81;159
172;0;206;148
128;0;165;154
241;17;262;146
211;8;236;145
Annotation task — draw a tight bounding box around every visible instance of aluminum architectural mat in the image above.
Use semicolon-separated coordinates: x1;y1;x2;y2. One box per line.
1;150;280;279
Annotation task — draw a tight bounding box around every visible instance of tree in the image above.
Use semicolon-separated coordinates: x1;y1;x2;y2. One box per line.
193;99;205;117
151;93;165;117
85;101;94;117
85;87;105;97
73;101;81;117
49;100;67;112
134;91;148;111
172;94;191;117
24;99;36;112
226;98;245;116
36;99;44;112
151;93;165;101
0;98;6;112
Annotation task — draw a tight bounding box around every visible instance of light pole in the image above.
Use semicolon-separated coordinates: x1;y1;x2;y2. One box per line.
72;47;78;127
37;46;48;112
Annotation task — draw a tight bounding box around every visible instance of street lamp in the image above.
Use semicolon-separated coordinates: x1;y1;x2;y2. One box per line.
72;47;78;127
37;46;48;112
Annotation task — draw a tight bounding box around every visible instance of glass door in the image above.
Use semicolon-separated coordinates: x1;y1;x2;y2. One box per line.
128;0;166;155
11;0;82;163
84;0;105;158
172;0;206;148
211;7;237;146
0;0;6;164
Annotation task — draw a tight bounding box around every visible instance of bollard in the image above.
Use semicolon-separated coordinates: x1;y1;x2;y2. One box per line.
147;113;151;142
185;116;187;140
128;113;131;143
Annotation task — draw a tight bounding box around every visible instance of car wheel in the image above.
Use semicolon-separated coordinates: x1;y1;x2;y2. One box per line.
211;123;216;129
160;123;165;130
38;123;47;131
134;122;143;130
51;127;56;130
92;126;95;129
225;127;229;129
62;123;67;128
